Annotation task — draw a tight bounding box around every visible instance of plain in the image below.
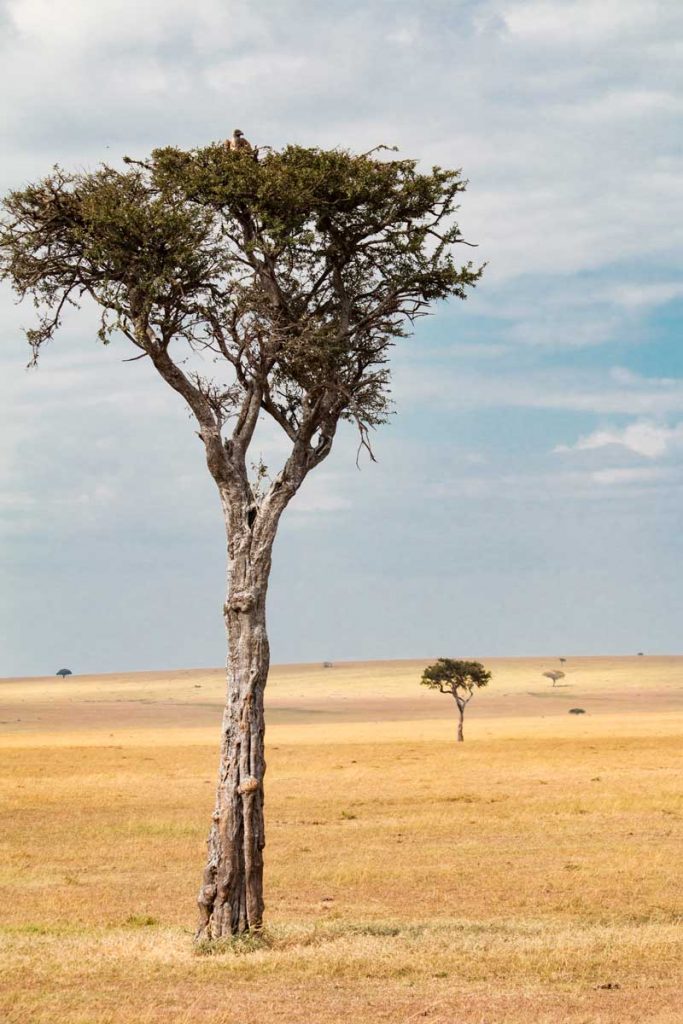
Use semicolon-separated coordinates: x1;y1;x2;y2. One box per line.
0;656;681;1023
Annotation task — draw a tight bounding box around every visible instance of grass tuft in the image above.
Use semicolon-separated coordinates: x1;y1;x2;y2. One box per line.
347;922;402;937
194;929;275;957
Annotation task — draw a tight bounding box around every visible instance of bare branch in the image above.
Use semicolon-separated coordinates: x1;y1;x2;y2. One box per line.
359;144;400;158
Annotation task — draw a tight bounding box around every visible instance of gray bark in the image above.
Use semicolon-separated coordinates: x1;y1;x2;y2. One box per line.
196;490;280;938
195;443;322;938
452;692;467;742
195;578;267;935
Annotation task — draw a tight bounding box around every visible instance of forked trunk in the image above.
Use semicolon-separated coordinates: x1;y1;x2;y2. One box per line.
196;522;272;939
453;694;465;742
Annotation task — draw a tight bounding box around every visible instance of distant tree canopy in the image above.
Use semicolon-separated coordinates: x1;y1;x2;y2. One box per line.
543;670;565;687
56;668;72;678
420;658;491;742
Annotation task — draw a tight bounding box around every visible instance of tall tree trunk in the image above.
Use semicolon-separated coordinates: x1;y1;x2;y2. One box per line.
456;701;465;742
192;436;315;940
196;517;273;939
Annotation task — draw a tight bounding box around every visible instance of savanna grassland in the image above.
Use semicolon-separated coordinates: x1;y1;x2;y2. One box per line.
1;657;681;1023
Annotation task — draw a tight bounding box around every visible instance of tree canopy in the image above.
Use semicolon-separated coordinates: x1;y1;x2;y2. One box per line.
543;670;565;686
421;658;491;698
0;143;482;491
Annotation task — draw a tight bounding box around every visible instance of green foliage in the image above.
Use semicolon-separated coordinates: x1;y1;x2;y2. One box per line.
0;140;483;454
421;658;492;698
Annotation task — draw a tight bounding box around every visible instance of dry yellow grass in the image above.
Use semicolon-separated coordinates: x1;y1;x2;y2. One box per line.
1;656;681;1022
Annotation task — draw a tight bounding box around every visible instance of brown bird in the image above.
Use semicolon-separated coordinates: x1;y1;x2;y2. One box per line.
226;128;252;153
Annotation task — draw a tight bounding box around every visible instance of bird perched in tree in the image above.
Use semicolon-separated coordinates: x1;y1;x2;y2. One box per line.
226;129;252;153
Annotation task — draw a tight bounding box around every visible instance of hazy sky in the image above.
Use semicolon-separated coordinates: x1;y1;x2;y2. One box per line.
1;0;682;676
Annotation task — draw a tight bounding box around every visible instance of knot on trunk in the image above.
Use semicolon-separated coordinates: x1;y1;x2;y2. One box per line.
198;883;217;907
226;590;255;614
237;775;260;795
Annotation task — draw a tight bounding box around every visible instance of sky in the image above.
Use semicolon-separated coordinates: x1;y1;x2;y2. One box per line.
1;0;682;676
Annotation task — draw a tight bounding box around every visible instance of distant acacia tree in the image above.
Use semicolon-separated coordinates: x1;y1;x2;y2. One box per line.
55;668;72;678
0;140;482;938
543;670;565;687
421;658;491;742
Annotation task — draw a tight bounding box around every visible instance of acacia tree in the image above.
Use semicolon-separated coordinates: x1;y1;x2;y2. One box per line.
0;141;482;938
421;658;491;741
543;670;565;687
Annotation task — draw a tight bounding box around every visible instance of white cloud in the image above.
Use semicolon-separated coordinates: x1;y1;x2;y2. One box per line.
590;466;673;486
394;362;683;416
5;0;258;51
568;89;682;123
555;421;683;459
386;17;421;47
608;282;683;310
204;53;317;94
427;462;680;502
502;0;655;44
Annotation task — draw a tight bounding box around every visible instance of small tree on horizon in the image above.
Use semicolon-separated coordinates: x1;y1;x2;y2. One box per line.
421;658;491;742
543;670;565;687
0;138;482;939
